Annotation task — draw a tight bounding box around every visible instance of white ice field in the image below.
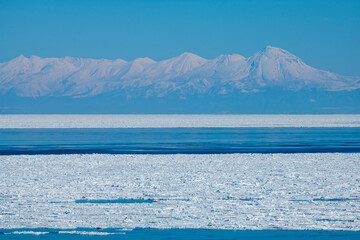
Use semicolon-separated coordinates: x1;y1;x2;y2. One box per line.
1;153;359;230
1;114;360;128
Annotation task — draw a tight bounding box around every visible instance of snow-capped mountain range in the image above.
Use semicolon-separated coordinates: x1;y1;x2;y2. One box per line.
0;46;359;98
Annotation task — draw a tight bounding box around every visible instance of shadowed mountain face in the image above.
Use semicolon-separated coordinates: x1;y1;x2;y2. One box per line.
0;46;359;113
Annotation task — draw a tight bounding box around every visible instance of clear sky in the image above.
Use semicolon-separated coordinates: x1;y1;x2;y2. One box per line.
0;0;359;75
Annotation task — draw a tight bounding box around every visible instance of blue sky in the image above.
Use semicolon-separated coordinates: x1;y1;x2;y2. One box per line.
0;0;359;75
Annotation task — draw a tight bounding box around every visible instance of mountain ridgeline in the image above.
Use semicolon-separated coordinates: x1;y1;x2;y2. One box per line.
1;46;359;113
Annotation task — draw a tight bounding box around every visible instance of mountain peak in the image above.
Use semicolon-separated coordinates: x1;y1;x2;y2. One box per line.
12;54;28;61
115;58;127;63
30;55;41;60
263;45;283;52
264;45;278;50
132;57;156;65
216;54;245;63
258;46;296;58
179;52;199;57
174;52;207;62
166;52;207;67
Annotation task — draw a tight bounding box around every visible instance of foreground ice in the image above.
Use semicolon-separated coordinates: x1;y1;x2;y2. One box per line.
0;153;359;230
1;114;360;128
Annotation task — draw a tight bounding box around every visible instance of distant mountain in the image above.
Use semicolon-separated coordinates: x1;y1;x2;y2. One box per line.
1;46;359;113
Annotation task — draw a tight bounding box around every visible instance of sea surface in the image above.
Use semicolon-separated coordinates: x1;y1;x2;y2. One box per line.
1;127;360;155
0;115;360;239
1;229;360;239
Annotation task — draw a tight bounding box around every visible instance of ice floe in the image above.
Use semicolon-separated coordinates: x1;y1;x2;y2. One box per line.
1;114;360;128
0;153;359;230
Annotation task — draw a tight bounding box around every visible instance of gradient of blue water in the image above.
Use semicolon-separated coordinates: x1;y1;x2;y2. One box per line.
1;128;360;155
0;229;360;239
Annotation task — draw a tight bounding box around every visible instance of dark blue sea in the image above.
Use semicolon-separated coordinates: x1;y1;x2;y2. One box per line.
1;228;360;239
1;127;360;155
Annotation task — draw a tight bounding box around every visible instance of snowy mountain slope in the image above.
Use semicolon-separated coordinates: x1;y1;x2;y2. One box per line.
0;46;359;98
243;46;358;91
